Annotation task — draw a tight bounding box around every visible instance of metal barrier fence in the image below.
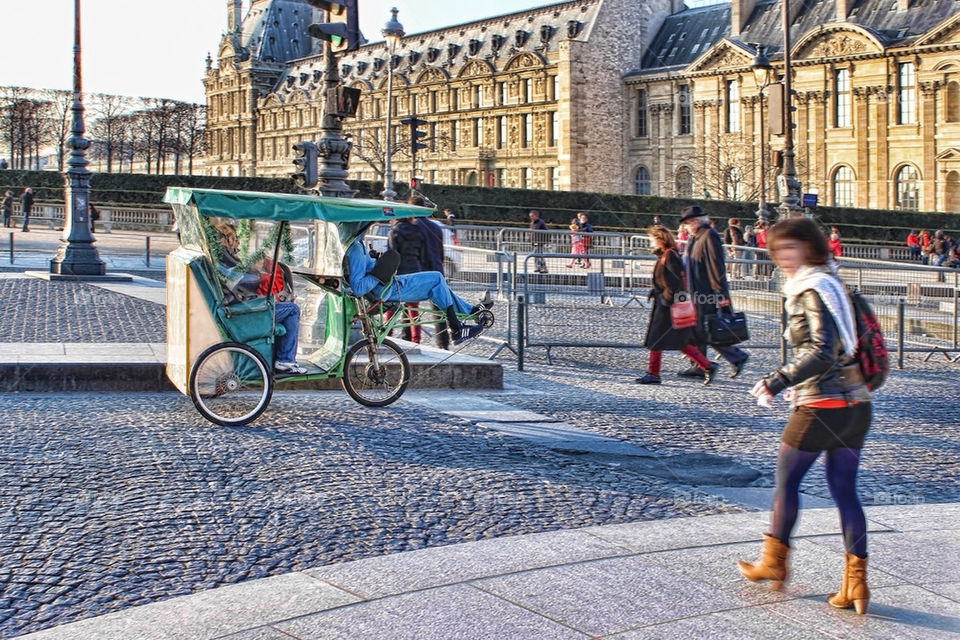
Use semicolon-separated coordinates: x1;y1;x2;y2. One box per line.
505;251;960;368
1;230;178;268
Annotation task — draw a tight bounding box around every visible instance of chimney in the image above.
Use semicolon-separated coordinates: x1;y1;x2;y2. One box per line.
671;0;685;13
898;0;911;10
228;0;243;33
731;0;758;39
836;0;850;21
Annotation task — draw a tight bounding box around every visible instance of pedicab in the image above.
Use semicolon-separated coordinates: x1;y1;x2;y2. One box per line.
163;187;494;426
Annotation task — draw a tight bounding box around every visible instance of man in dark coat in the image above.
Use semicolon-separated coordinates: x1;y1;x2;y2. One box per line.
1;191;13;228
679;206;749;378
387;216;427;343
529;210;548;273
20;187;34;232
416;214;451;349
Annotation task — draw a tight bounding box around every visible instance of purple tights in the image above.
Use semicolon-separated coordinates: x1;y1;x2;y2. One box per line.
770;443;867;558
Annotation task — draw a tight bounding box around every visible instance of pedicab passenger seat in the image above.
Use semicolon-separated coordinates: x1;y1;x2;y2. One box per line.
187;256;284;344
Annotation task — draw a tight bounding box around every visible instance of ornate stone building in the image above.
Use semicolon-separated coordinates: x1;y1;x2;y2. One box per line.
204;0;679;193
626;0;960;212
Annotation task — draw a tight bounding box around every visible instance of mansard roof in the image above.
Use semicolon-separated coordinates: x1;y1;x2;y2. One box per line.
271;0;600;99
635;0;960;77
235;0;317;65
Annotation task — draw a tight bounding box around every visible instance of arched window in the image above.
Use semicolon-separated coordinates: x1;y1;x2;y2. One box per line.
895;165;920;210
832;165;856;207
947;81;960;123
634;166;651;195
724;167;743;200
675;166;693;197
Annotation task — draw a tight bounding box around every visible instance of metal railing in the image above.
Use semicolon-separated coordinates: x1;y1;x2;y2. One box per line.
503;250;960;368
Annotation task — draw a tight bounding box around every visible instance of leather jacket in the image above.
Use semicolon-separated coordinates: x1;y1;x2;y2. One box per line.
763;289;871;405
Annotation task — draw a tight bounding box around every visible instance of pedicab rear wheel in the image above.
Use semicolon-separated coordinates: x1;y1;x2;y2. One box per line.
189;342;273;426
341;338;410;407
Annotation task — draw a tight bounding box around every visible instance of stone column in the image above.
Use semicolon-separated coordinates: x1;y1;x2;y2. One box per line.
661;103;675;196
794;91;810;191
870;85;891;208
853;86;870;207
921;81;940;212
694;101;709;195
809;90;828;197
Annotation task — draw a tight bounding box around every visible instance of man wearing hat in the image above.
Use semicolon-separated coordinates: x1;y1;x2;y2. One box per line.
678;205;749;378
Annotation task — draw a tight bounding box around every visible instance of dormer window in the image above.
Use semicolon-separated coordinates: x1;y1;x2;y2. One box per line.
515;30;529;47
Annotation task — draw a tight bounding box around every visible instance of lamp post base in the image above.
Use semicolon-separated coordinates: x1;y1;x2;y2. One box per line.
49;242;106;276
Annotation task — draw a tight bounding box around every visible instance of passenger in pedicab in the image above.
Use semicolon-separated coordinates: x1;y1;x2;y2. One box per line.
344;228;492;345
213;221;307;374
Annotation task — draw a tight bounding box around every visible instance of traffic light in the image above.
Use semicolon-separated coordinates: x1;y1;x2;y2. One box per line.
292;140;318;188
306;0;363;52
401;117;428;154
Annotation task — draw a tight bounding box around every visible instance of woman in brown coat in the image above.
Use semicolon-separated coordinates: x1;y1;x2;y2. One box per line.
636;226;717;385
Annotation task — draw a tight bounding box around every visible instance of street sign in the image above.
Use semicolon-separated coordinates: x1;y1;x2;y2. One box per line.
802;193;818;208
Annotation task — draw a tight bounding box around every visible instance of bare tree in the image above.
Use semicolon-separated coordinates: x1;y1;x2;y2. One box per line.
0;86;30;167
89;93;133;172
172;102;206;175
40;89;73;171
348;124;451;182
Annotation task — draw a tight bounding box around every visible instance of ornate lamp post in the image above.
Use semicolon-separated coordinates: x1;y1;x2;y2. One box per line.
778;0;803;218
381;7;404;201
50;0;105;276
751;44;773;224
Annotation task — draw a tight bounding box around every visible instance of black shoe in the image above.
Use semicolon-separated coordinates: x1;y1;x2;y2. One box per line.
703;362;719;386
677;365;705;378
635;373;662;384
730;355;749;379
453;323;483;345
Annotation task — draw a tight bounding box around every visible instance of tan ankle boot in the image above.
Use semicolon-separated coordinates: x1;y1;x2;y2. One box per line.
828;553;869;614
738;534;790;591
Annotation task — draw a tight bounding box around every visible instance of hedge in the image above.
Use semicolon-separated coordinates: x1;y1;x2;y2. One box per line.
3;169;958;244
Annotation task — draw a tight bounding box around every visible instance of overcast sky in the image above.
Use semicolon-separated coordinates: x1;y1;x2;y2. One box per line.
0;1;556;104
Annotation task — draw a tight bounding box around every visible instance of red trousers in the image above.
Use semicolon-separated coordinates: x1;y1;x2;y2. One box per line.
648;345;710;375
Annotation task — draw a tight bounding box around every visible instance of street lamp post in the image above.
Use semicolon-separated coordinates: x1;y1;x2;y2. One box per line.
50;0;105;276
381;7;404;201
751;44;773;224
779;0;803;218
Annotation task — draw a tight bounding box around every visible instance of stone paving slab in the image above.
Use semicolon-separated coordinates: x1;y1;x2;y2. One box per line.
305;528;632;599
18;573;360;640
273;584;590;640
472;555;744;637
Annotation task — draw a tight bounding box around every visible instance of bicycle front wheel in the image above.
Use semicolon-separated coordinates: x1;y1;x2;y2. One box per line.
341;338;410;407
189;342;273;426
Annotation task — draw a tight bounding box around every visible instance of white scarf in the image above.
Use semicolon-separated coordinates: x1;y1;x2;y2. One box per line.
782;264;857;358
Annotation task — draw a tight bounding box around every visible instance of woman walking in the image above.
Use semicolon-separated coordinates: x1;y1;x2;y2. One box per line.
636;225;717;385
739;217;872;614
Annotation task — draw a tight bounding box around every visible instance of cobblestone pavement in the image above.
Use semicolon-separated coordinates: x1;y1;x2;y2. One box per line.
2;277;959;637
2;347;959;636
0;278;165;343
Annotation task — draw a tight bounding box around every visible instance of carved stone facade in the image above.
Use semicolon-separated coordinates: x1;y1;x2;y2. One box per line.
627;2;960;212
204;0;674;194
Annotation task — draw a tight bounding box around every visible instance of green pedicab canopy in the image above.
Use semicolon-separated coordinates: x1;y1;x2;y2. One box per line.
163;187;433;223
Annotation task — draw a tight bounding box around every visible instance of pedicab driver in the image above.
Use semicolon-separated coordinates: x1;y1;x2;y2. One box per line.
344;232;491;345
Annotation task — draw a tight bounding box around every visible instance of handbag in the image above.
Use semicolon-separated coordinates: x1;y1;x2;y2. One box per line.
669;254;697;329
670;292;697;329
706;306;750;346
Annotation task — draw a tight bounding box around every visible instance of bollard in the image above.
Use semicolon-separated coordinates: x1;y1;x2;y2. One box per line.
897;297;905;370
145;236;151;268
8;232;12;264
954;272;959;350
517;294;525;372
